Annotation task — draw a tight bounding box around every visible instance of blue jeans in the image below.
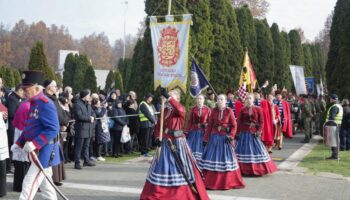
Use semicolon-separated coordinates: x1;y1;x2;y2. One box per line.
74;137;91;164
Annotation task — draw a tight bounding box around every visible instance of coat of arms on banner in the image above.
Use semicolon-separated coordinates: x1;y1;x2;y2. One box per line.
150;14;192;92
158;27;180;67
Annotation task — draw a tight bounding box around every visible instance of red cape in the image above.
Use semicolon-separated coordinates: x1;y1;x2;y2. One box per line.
234;101;244;117
282;100;293;138
260;100;274;146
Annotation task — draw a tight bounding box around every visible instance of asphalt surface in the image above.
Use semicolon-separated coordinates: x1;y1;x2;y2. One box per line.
3;133;350;200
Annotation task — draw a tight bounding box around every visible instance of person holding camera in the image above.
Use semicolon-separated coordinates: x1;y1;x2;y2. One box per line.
235;93;277;176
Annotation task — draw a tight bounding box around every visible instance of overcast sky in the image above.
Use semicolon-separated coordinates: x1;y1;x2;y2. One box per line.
0;0;337;43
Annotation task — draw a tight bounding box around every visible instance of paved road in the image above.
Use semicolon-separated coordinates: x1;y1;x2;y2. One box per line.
4;133;350;200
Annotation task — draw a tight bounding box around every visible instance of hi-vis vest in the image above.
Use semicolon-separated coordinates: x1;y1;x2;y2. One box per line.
326;104;343;125
139;101;154;122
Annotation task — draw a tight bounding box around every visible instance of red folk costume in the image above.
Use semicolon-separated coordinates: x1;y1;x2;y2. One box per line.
260;99;274;148
201;107;245;190
185;105;211;133
235;106;277;176
281;100;293;138
271;103;281;140
140;98;209;200
235;100;244;117
185;105;211;162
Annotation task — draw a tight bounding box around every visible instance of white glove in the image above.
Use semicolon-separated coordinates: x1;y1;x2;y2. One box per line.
23;141;36;153
11;144;21;152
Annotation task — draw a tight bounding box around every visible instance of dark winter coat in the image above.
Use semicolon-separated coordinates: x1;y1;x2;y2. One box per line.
73;98;95;138
111;106;128;132
46;93;70;126
93;106;110;144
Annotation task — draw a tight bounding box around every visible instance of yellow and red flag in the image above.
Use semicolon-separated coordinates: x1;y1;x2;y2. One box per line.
239;50;257;92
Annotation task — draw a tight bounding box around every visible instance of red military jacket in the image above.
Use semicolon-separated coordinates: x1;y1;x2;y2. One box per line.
185;105;211;133
154;98;185;140
204;107;237;142
237;106;264;134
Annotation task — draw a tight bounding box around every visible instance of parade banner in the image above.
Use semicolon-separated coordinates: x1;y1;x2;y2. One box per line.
150;14;192;92
239;51;257;92
289;65;307;95
305;77;314;95
316;79;325;97
190;59;210;97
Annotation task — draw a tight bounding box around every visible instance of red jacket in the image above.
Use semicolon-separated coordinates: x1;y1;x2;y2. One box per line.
154;98;185;140
237;106;264;134
204;107;237;142
185;105;211;133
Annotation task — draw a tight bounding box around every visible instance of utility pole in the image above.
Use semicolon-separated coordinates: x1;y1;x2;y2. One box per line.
122;0;128;60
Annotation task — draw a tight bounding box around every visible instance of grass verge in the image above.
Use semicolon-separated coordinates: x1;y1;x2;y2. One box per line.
299;143;350;177
103;150;155;163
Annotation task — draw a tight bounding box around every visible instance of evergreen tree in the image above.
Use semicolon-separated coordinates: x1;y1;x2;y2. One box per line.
63;53;76;88
326;0;350;97
236;5;258;67
28;42;56;80
0;66;14;87
302;44;313;77
186;0;213;76
289;30;304;66
55;73;62;87
13;69;22;86
210;0;242;92
254;19;274;86
270;23;285;87
115;70;124;93
75;55;91;92
315;44;326;83
118;58;132;91
62;54;90;93
280;31;293;89
82;65;97;93
105;70;115;92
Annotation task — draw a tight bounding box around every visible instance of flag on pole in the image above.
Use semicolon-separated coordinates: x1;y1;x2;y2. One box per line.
289;65;307;95
150;14;192;92
237;82;247;101
239;50;257;92
190;59;210;97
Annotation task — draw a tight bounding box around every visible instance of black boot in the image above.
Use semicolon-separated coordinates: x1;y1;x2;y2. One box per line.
326;147;339;160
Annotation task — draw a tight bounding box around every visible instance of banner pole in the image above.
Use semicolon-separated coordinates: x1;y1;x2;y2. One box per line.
157;96;166;161
167;0;172;15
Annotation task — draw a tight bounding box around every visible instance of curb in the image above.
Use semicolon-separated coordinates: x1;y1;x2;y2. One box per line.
278;135;322;171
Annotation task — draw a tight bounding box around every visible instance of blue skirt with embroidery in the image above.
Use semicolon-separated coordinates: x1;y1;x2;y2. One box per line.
235;132;271;163
186;129;205;164
146;137;200;187
201;133;239;172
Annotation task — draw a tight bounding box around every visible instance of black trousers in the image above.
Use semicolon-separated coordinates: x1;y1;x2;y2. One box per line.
74;137;90;164
13;161;30;192
111;130;122;156
139;127;152;155
0;160;6;197
6;124;15;172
